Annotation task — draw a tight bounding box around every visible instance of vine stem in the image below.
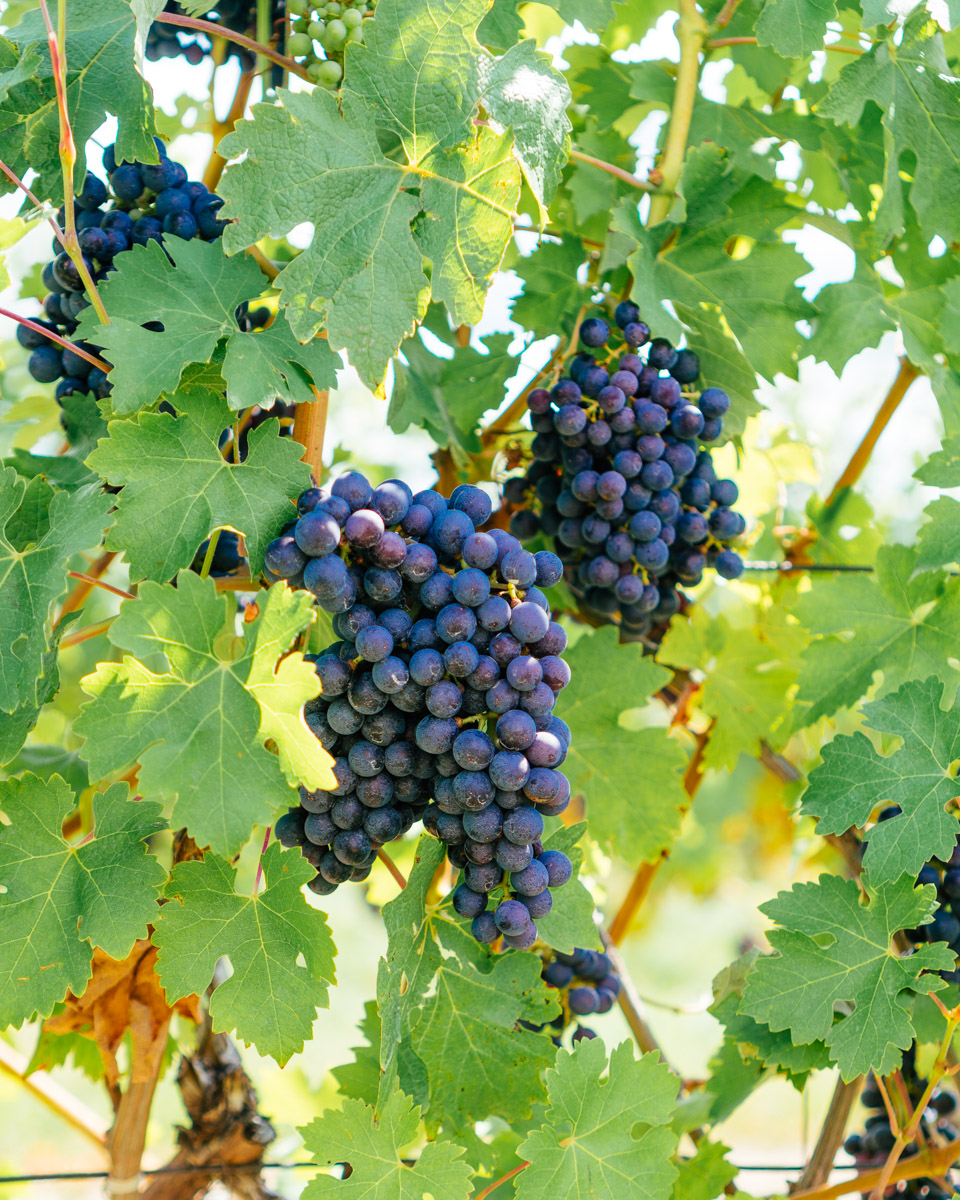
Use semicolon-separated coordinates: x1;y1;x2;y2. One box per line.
377;848;407;889
155;13;312;80
199;528;222;580
824;357;920;506
36;0;109;327
0;308;111;370
705;35;863;52
66;571;134;601
292;389;330;482
58;551;117;619
0;157;66;248
599;931;662;1055
789;1076;863;1193
568;148;664;194
473;1162;529;1199
647;0;708;226
203;66;255;193
105;1016;171;1198
59;616;116;648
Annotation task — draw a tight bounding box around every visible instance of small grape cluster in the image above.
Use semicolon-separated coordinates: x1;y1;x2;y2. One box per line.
146;0;284;69
843;1058;958;1197
21;140;229;406
523;946;622;1044
504;302;746;640
266;471;575;948
286;0;371;88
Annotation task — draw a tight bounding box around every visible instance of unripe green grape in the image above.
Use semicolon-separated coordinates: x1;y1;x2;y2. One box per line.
307;59;328;79
293;16;312;30
308;20;326;38
343;9;363;27
287;0;310;14
323;17;347;43
316;58;343;85
287;30;313;54
327;3;342;13
347;23;363;41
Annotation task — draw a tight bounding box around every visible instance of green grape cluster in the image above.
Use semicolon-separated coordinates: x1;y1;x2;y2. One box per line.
286;0;372;87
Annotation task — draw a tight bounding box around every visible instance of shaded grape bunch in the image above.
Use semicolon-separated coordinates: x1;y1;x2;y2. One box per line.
504;302;746;641
267;471;575;947
22;139;229;410
843;1056;958;1197
146;0;285;74
522;946;621;1044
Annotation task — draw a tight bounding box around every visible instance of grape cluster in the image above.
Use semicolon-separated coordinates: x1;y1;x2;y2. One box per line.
267;471;575;947
504;302;746;640
286;0;371;88
145;0;284;70
20;140;228;406
523;946;622;1044
843;1058;958;1197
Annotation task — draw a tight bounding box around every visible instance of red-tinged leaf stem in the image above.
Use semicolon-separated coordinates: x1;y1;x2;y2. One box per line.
378;848;407;889
65;571;135;601
0;308;111;371
36;0;110;327
155;12;312;80
0;157;67;248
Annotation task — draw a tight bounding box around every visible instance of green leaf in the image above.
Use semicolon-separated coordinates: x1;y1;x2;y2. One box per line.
805;261;897;374
687;98;822;182
220;0;528;384
819;18;960;242
155;843;335;1064
671;302;760;442
299;1088;472;1200
388;330;517;459
801;677;960;884
478;0;524;50
558;628;688;866
480;40;572;206
510;234;592;341
331;1001;382;1105
5;447;97;490
658;607;802;771
0;0;157;204
75;239;339;414
516;1040;680;1200
741;873;953;1080
757;0;836;58
917;498;960;571
76;573;333;856
533;823;602;955
0;466;112;713
0;774;166;1027
615;162;812;382
86;387;312;581
411;919;559;1135
669;1139;737;1200
793;545;960;723
916;435;960;487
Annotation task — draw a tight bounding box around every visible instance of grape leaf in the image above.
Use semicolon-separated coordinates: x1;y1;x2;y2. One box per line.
801;677;960;884
5;447;97;490
793;545;960;723
479;40;572;206
687;98;822;182
220;0;532;384
533;822;602;954
669;1139;737;1200
615;160;812;381
0;629;75;768
741;873;953;1080
658;606;801;771
819;17;960;242
0;0;157;205
299;1088;472;1200
557;628;688;867
0;466;112;714
155;843;335;1064
388;331;518;459
804;261;897;374
75;239;339;414
756;0;836;58
76;573;334;856
510;234;592;341
478;0;523;51
916;498;960;571
887;227;956;369
916;436;960;488
86;387;312;581
672;302;759;441
411;919;559;1135
516;1040;680;1200
0;774;166;1027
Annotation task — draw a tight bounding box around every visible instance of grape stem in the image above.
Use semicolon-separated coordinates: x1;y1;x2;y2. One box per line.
824;357;920;506
36;0;110;327
155;13;312;80
253;825;272;895
65;570;135;602
473;1162;530;1199
59;617;117;649
198;529;223;580
568;148;665;194
705;35;863;52
58;551;118;620
646;0;708;227
0;307;111;371
377;848;407;889
0;157;67;249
